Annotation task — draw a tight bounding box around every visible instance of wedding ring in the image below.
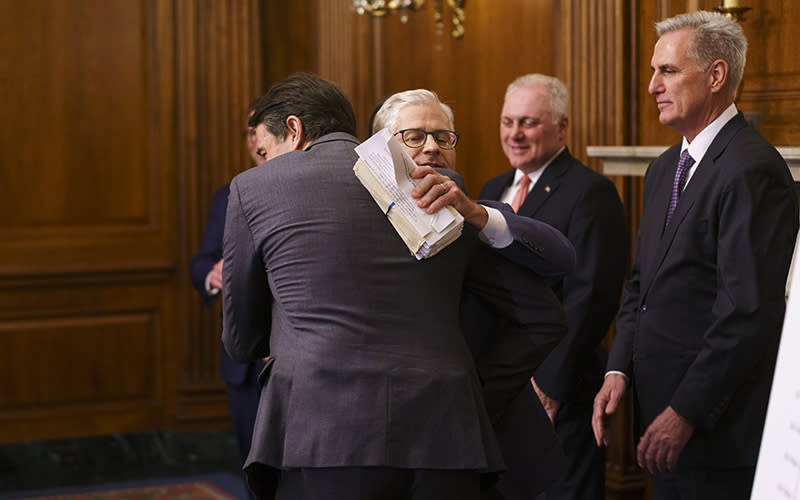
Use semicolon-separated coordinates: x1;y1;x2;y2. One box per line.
440;183;448;194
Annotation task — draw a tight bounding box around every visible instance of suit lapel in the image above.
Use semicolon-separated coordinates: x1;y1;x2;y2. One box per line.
483;170;516;201
641;113;747;295
517;149;571;217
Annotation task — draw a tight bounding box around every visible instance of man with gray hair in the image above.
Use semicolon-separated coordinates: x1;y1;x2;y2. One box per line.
593;11;797;500
480;73;628;500
373;88;577;500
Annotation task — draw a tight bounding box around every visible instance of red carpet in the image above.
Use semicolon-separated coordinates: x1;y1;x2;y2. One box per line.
9;481;237;500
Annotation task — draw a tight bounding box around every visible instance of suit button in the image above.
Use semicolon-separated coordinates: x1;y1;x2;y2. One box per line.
641;305;647;312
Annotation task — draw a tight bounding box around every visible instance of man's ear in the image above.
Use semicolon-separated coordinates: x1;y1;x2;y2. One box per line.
709;59;728;94
558;115;569;141
285;115;306;150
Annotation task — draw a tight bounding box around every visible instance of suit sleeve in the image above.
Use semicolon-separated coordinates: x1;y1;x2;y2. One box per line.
535;178;629;400
438;167;575;277
480;200;576;278
607;160;659;377
670;159;798;429
222;178;272;363
189;186;228;305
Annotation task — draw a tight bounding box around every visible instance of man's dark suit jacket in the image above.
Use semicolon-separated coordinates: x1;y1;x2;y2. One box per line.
608;112;799;469
480;147;628;404
221;132;574;499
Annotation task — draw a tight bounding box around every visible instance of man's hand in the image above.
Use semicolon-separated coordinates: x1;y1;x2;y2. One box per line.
592;373;627;447
531;377;561;424
636;406;694;473
209;258;224;290
409;165;488;230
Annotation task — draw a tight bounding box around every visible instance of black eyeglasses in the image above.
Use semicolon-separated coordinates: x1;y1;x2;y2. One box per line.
393;128;460;150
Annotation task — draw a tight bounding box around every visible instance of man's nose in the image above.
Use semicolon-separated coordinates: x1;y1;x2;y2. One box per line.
648;73;661;95
421;134;440;152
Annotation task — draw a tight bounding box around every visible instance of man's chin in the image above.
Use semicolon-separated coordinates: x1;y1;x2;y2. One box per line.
507;157;531;169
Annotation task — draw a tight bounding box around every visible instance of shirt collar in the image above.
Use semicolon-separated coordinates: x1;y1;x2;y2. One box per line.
683;103;738;163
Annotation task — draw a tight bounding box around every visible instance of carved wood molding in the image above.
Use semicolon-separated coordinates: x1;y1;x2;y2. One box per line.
559;0;632;170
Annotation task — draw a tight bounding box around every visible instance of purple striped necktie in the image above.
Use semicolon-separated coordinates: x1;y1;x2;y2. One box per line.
665;149;694;229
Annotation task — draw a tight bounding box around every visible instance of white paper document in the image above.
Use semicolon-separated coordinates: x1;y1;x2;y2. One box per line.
353;128;463;259
751;240;800;499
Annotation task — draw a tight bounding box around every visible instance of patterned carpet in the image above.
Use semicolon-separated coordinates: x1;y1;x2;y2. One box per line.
0;473;249;500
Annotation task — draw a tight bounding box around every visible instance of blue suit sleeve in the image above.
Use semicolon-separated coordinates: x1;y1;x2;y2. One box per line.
480;200;576;278
189;185;229;306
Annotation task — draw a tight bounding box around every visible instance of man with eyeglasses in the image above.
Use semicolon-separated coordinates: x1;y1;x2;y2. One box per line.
372;89;572;499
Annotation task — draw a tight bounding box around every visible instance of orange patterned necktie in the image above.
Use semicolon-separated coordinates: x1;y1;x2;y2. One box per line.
511;174;531;213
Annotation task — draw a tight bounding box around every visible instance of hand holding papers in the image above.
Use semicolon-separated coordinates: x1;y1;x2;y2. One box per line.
353;128;464;259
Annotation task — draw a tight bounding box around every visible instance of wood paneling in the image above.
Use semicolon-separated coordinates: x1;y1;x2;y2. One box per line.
738;1;800;146
0;0;180;442
0;272;170;441
0;0;176;276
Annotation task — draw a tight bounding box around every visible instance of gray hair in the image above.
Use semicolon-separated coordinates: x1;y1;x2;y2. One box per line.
656;11;747;99
371;89;455;135
505;74;569;124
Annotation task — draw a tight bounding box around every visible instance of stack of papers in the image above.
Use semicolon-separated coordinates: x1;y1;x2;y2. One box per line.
353;128;464;260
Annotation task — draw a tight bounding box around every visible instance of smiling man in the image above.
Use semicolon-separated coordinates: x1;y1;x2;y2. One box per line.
479;74;628;500
593;11;798;500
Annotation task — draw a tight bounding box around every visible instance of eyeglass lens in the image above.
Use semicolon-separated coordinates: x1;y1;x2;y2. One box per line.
399;129;458;149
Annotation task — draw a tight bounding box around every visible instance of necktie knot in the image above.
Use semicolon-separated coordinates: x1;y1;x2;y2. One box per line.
510;174;531;213
665;150;695;228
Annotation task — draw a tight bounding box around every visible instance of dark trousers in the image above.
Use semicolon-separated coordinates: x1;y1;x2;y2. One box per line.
225;371;262;500
274;466;481;500
225;374;262;464
535;399;605;500
650;466;755;500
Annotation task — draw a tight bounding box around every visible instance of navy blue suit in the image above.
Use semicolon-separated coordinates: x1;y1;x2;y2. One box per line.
190;184;265;466
480;147;629;500
609;113;798;499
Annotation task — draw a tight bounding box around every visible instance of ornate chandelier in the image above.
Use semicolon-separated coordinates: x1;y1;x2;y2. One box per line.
352;0;467;39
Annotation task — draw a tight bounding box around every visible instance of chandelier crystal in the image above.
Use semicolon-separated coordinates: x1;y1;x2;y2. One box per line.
352;0;466;39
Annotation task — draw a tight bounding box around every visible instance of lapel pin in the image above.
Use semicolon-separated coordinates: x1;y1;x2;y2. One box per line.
544;185;551;193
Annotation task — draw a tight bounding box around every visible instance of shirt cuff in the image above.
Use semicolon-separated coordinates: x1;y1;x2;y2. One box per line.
605;370;630;385
478;206;513;248
205;271;220;296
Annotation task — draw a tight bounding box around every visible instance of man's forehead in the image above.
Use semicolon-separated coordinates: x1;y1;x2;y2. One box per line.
502;86;550;115
652;29;692;60
397;103;450;125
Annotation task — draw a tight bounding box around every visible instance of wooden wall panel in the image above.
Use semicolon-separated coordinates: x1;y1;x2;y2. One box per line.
0;0;179;443
738;1;800;146
0;273;170;442
261;1;317;87
0;0;176;276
